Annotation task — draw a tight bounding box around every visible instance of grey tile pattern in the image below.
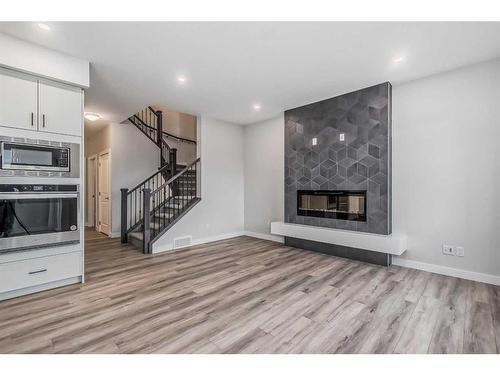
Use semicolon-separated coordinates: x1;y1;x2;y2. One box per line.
284;82;392;235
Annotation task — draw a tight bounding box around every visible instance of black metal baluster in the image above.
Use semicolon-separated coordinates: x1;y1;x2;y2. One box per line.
184;170;187;205
157;189;160;237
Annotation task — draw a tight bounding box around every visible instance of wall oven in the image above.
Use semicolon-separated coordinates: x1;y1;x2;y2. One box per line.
0;184;80;253
0;137;79;178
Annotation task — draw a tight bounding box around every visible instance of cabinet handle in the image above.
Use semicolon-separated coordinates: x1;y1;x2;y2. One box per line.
29;269;47;275
42;114;46;127
31;112;34;127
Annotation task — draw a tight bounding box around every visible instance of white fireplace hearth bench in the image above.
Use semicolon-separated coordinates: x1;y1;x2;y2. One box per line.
270;222;407;266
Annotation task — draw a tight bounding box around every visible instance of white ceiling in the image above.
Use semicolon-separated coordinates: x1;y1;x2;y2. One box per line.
1;22;500;125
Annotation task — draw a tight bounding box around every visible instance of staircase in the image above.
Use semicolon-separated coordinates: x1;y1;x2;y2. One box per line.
128;106;173;171
121;106;200;253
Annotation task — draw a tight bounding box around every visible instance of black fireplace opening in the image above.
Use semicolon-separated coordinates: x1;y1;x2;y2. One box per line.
297;190;367;222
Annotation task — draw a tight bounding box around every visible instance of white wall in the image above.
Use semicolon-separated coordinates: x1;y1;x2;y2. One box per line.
152;117;245;252
242;58;500;280
161;109;197;141
243;115;284;240
84;125;110;157
392;58;500;277
157;107;198;165
164;137;197;166
110;122;160;236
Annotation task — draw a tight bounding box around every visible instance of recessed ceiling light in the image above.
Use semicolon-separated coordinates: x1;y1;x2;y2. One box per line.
177;76;187;84
253;104;261;111
393;56;405;64
37;23;50;31
84;112;101;122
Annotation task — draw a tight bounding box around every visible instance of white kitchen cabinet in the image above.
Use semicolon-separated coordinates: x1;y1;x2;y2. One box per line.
0;69;38;131
39;81;83;137
0;68;83;137
0;251;82;294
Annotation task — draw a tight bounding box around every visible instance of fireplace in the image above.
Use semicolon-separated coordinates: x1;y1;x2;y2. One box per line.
297;190;367;222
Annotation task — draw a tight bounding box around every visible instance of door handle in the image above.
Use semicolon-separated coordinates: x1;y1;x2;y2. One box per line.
29;269;47;275
105;197;109;200
42;114;46;128
31;112;34;127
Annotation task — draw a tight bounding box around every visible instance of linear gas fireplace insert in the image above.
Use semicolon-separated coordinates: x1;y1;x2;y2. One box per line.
297;190;367;222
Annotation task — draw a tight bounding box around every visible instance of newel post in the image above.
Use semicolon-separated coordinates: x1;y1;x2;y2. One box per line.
142;188;151;254
156;110;163;145
120;188;128;243
156;110;164;166
169;148;178;196
169;148;177;176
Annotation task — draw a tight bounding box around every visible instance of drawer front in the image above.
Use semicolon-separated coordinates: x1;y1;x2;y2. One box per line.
0;252;82;293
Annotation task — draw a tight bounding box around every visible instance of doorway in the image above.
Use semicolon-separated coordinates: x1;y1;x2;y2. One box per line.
97;150;111;236
86;155;98;228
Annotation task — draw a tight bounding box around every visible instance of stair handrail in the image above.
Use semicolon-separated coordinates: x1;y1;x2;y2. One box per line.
129;107;176;171
122;105;199;252
151;158;200;195
162;131;197;145
120;156;176;241
131;113;173;150
144;158;201;252
128;162;171;195
146;105;197;145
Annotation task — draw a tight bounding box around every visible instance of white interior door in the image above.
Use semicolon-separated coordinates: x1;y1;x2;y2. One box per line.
86;156;97;227
98;152;111;235
0;70;38;131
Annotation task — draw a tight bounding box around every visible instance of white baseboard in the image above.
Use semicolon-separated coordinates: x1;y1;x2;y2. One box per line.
152;231;245;254
244;231;284;243
392;257;500;286
109;232;121;239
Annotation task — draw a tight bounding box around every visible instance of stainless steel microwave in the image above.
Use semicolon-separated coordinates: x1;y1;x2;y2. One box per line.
0;137;79;178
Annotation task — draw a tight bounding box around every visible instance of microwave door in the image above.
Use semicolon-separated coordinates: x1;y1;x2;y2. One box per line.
1;143;70;172
12;147;52;166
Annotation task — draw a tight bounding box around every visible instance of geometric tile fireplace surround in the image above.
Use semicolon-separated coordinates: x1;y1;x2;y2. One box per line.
285;82;392;235
283;82;393;266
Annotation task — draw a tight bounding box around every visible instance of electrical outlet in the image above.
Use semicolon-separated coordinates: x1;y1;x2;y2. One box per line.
442;244;455;256
339;133;345;142
456;246;465;257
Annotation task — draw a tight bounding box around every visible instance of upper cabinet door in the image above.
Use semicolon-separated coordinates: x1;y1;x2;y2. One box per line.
0;70;38;131
39;81;83;137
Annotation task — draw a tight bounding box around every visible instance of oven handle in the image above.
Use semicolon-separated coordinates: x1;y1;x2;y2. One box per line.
0;193;78;200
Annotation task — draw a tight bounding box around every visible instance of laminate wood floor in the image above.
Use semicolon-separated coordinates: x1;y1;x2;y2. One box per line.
1;230;499;354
